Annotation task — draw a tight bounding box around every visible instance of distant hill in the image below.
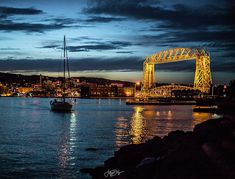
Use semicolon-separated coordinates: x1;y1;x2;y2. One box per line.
0;72;134;86
0;72;40;84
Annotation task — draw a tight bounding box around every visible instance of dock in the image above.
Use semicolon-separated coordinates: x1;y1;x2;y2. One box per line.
126;99;197;105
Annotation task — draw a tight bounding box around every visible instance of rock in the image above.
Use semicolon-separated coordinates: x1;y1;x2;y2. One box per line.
90;117;235;179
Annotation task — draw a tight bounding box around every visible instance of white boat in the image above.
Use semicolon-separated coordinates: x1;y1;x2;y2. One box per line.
50;36;73;112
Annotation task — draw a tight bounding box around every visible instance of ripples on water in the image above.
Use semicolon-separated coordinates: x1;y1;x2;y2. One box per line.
0;97;221;178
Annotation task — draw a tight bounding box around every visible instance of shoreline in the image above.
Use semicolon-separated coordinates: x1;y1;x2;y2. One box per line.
0;96;134;99
83;115;235;179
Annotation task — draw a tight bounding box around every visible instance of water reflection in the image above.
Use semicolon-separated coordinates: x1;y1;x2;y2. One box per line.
0;98;225;178
192;112;211;127
143;107;175;138
115;105;220;150
58;112;78;175
130;106;144;144
115;117;129;148
192;112;222;127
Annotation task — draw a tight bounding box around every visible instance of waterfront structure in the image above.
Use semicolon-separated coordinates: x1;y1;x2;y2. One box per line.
143;48;212;93
80;83;135;97
17;87;33;94
147;84;196;97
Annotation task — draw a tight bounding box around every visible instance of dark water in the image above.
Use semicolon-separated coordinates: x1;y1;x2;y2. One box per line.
0;97;221;178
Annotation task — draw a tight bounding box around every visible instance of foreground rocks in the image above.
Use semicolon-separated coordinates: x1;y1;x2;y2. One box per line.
83;117;235;179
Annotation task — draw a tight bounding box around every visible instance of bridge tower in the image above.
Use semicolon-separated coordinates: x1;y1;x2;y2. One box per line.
143;48;212;93
143;61;154;89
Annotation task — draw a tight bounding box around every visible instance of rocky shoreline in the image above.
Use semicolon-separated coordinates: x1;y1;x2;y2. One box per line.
82;116;235;179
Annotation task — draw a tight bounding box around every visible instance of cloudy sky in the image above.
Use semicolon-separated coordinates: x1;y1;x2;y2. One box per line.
0;0;234;84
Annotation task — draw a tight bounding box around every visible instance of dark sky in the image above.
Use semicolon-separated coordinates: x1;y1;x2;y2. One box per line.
0;0;234;84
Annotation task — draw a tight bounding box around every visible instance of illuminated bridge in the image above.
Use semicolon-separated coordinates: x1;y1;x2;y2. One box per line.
148;84;194;97
143;48;212;93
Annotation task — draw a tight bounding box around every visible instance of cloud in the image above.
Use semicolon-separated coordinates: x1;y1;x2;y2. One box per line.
0;6;91;33
44;17;78;25
0;6;66;32
0;20;67;32
0;14;7;19
0;47;20;50
134;29;235;59
71;36;102;42
68;44;117;51
38;44;59;49
84;0;235;60
0;56;234;73
84;16;125;23
85;0;235;30
164;30;235;43
116;51;134;54
0;58;142;72
0;17;89;33
39;40;133;52
0;6;43;15
137;30;235;47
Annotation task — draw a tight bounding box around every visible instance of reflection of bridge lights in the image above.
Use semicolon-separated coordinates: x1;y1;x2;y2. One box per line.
144;110;155;117
167;111;172;116
156;111;160;116
192;112;212;127
166;110;173;120
130;106;144;144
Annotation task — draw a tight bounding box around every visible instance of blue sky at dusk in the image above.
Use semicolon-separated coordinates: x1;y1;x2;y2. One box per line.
0;0;234;84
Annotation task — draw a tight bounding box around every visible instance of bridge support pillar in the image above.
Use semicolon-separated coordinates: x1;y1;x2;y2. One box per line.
194;56;212;93
143;60;155;89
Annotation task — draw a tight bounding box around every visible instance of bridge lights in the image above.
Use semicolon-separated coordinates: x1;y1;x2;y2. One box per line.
143;48;212;93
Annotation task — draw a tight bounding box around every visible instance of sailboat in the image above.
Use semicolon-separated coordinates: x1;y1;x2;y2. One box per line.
50;35;73;112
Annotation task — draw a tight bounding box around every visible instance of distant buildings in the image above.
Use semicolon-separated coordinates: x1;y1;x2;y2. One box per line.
80;83;135;97
0;72;135;97
2;72;233;98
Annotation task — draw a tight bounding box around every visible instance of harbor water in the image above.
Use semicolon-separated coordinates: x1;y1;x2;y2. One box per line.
0;97;221;178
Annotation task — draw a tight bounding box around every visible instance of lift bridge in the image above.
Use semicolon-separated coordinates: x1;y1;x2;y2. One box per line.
142;48;212;96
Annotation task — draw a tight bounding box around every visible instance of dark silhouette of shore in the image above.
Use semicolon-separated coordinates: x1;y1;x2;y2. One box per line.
82;114;235;179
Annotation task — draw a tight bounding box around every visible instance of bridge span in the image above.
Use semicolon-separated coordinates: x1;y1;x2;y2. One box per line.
143;48;212;93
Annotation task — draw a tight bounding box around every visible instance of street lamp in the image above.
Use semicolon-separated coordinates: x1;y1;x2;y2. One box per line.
134;81;141;97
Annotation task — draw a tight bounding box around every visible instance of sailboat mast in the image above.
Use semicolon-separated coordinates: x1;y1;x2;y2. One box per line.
66;45;70;79
63;35;66;98
64;35;66;82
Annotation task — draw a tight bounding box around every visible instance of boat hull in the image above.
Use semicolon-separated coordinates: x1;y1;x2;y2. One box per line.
50;101;73;112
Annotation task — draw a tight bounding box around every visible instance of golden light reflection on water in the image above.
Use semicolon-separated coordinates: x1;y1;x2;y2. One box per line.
156;111;160;116
192;112;221;127
130;106;144;144
192;112;211;124
115;106;145;148
115;105;220;150
115;106;178;148
167;110;172;117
